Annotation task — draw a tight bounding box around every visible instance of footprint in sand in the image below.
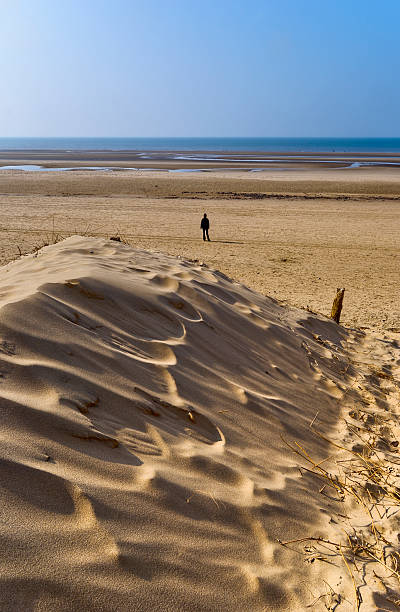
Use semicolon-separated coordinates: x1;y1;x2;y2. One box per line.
149;274;180;292
161;295;202;322
173;271;193;280
103;335;177;365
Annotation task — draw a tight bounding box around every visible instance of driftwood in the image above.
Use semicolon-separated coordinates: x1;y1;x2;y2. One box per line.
331;288;345;324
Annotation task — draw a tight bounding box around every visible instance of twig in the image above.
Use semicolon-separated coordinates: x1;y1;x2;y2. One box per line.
309;410;319;428
339;544;361;610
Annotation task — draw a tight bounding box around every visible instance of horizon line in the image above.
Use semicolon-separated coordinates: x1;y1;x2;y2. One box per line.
1;135;400;140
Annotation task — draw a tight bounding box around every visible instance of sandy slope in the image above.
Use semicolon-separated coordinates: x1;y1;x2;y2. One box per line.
0;236;398;611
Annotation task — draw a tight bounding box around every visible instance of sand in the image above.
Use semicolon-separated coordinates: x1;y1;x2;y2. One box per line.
0;166;399;332
0;236;384;608
0;165;399;610
0;234;398;611
0;232;396;611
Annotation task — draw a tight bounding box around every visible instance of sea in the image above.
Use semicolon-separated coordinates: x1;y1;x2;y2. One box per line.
1;137;400;153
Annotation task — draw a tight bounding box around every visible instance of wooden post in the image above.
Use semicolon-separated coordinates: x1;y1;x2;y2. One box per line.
331;288;345;324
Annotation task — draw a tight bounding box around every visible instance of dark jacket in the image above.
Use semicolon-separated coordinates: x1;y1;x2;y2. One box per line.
200;217;209;229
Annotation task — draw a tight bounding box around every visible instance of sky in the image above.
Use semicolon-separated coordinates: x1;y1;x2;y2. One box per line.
1;0;399;137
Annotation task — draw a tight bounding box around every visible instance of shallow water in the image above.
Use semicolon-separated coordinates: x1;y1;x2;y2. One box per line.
1;161;400;173
0;165;44;171
0;165;137;172
0;165;320;173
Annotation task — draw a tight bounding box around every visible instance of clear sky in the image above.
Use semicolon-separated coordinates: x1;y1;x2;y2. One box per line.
1;0;399;137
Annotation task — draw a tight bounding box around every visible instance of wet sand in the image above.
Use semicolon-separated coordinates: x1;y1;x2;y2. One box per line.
1;148;400;171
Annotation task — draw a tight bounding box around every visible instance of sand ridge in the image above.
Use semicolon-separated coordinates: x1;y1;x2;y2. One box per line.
0;235;374;611
1;236;399;609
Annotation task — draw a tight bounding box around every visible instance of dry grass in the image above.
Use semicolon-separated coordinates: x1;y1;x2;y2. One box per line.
12;215;130;261
279;366;400;610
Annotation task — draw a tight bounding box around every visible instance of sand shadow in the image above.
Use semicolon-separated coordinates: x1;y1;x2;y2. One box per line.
207;240;244;244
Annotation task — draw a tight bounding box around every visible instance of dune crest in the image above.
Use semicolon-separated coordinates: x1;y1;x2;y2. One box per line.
0;236;394;610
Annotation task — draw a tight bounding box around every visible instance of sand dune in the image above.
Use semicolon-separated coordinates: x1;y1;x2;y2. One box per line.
0;236;398;610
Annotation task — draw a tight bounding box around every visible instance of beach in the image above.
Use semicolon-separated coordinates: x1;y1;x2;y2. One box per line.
0;161;399;332
0;155;399;610
4;0;400;606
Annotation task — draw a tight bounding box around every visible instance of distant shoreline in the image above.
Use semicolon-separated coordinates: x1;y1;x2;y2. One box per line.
2;149;400;171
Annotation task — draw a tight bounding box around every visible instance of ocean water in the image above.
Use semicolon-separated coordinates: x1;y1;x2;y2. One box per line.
1;137;400;153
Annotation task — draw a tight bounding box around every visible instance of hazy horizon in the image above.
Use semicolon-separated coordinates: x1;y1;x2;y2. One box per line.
2;135;400;139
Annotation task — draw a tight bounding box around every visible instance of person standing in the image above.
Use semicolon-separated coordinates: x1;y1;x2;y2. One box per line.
200;213;210;241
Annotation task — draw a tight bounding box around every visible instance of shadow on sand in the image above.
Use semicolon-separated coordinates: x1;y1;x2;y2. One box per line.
207;240;244;245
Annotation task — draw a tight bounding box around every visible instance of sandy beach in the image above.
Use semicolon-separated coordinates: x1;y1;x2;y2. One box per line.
3;0;400;606
0;159;399;610
0;163;399;332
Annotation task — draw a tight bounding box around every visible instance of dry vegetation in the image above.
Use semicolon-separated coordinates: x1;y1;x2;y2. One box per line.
11;215;131;260
280;360;400;610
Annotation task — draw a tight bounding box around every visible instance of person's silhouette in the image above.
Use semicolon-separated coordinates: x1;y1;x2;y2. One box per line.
200;213;210;241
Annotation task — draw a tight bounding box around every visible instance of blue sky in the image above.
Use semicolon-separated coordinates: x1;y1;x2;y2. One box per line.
1;0;399;136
